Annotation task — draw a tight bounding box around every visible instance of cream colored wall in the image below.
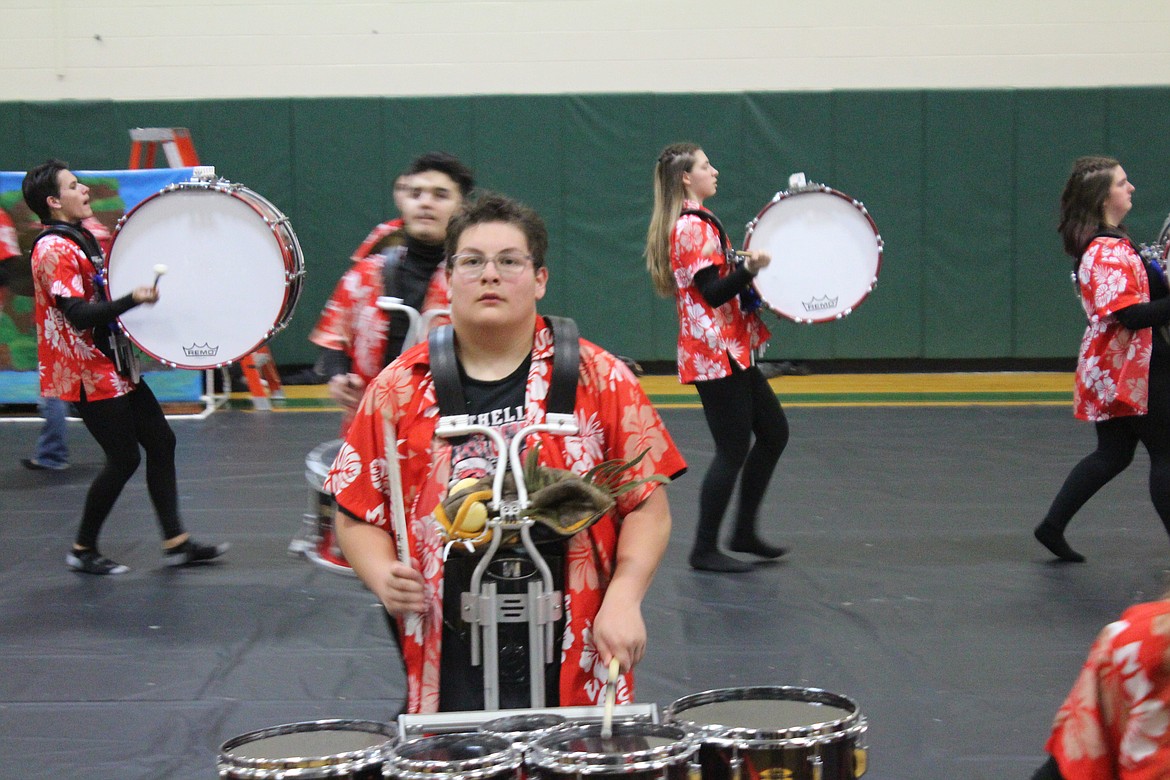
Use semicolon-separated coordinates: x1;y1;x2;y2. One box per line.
4;0;1170;101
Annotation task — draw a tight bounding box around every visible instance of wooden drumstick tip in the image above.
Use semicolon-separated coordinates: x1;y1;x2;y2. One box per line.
600;656;620;739
152;264;168;287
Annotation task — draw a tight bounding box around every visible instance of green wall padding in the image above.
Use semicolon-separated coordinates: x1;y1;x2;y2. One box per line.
3;88;1166;366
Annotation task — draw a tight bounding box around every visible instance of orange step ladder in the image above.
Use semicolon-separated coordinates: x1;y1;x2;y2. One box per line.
127;127;283;410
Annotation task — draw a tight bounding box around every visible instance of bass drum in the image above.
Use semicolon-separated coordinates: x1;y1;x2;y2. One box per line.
106;178;304;368
744;185;882;323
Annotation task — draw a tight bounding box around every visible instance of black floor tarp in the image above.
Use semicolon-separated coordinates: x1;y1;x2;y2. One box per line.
3;404;1169;779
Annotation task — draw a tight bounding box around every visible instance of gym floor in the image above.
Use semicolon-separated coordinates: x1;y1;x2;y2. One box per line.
3;373;1167;779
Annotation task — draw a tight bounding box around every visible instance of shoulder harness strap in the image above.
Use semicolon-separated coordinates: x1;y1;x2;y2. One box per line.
427;316;581;418
544;315;579;417
680;208;731;255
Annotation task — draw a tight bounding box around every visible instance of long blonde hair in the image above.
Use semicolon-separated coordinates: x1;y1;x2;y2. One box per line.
645;142;701;297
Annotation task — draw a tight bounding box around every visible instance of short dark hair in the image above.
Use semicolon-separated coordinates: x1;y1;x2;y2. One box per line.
406;152;475;197
22;158;69;223
446;192;549;270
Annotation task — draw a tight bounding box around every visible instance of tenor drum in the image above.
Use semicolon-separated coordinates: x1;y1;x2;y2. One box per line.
481;713;569;745
385;733;523;780
294;438;353;575
665;686;867;780
218;718;395;779
106;178;304;368
526;721;699;780
744;185;882;323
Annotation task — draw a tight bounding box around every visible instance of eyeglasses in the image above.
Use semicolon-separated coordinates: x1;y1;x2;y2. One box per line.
450;252;534;279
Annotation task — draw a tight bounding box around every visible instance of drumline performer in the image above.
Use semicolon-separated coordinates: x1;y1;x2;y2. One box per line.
310;153;474;435
645;142;788;574
22;159;227;575
328;192;686;713
346;172;413;265
1035;156;1170;563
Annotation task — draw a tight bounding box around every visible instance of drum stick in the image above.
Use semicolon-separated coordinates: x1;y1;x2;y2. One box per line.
600;657;620;740
379;407;412;570
152;263;168;288
382;408;424;640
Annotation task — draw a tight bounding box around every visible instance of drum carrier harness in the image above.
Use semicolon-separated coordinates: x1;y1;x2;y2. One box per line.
429;315;581;710
32;222;141;383
680;208;763;314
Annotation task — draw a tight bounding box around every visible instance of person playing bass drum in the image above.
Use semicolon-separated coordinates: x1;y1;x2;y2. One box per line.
645;142;788;573
22;159;227;575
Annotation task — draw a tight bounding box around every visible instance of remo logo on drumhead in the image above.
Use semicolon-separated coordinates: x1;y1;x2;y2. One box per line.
744;174;883;324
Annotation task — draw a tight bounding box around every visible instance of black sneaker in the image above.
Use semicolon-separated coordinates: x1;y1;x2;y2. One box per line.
163;538;229;567
66;549;129;575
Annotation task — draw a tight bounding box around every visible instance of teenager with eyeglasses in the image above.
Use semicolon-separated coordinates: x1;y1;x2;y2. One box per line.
329;192;685;713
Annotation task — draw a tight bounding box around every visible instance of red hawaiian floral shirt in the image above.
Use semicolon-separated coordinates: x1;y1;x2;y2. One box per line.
1046;600;1170;779
1073;236;1153;422
326;315;686;713
671;201;770;383
31;228;133;402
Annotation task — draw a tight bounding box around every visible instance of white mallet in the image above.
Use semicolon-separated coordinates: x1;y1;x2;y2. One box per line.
152;263;168;289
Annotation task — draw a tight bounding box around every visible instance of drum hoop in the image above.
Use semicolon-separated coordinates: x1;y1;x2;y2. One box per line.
217;718;395;771
108;179;304;369
663;686;864;745
744;185;884;324
481;712;568;743
527;721;700;774
387;733;522;780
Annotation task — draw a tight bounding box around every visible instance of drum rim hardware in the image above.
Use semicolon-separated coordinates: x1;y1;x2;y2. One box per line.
526;720;701;775
216;717;394;773
664;685;868;748
385;732;522;780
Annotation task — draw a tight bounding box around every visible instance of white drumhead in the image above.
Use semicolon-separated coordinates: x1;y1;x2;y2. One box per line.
745;188;882;323
107;186;292;367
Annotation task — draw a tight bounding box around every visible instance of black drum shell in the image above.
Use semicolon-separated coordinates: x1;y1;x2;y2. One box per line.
664;686;867;780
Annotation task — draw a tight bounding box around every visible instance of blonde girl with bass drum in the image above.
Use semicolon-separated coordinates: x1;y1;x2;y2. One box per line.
645;142;788;573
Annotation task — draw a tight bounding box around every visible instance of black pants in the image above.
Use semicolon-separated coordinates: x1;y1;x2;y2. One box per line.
1042;376;1170;538
73;382;184;549
692;363;789;550
1030;755;1063;780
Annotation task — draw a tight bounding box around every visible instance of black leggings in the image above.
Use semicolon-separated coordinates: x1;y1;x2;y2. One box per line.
73;382;184;549
692;363;789;548
1042;380;1170;537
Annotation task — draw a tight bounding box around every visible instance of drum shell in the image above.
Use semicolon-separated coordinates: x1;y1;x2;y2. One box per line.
384;732;522;780
664;687;867;780
218;718;395;779
526;721;699;780
481;713;569;780
303;438;352;573
106;180;304;368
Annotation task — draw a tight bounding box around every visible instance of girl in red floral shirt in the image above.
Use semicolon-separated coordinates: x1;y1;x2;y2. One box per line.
1035;156;1170;564
645;142;788;573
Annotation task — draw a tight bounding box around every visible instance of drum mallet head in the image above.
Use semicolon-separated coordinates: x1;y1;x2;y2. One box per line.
152;263;168;288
